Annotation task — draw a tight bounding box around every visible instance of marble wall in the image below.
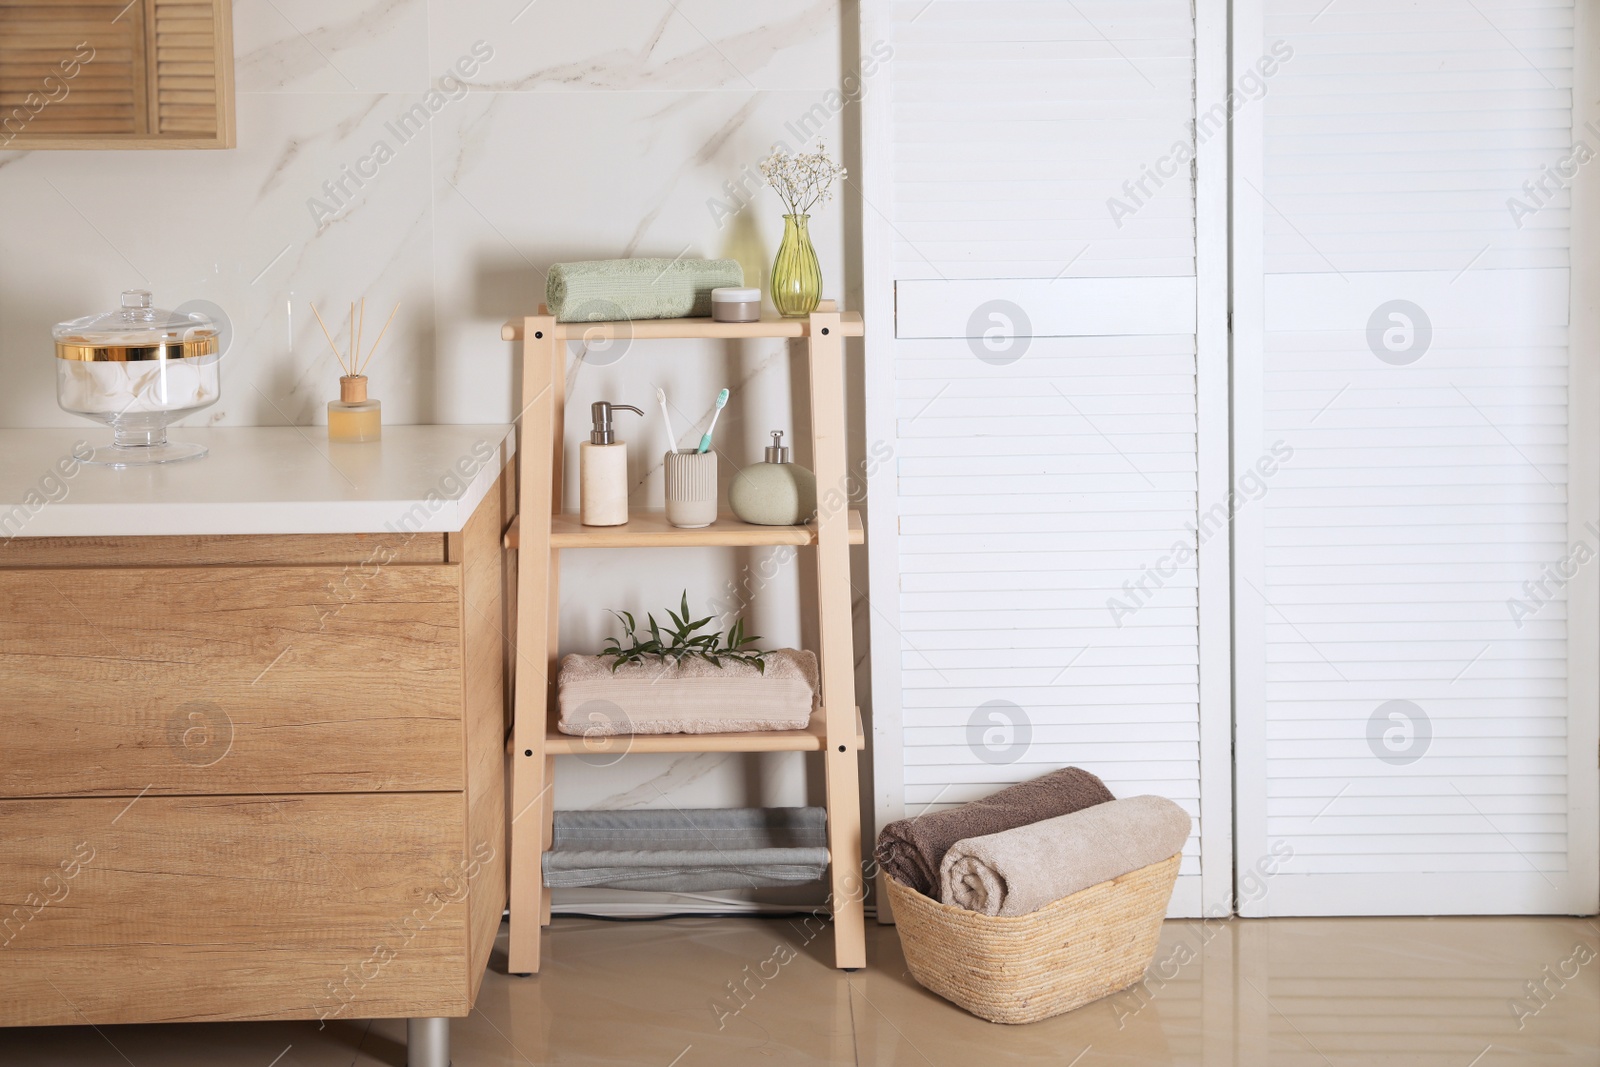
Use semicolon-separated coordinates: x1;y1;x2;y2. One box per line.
0;0;873;910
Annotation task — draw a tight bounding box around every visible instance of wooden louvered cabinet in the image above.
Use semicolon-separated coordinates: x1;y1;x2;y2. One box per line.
0;0;234;148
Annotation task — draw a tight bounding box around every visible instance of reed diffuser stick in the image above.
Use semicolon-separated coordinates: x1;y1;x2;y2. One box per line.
359;302;401;375
355;298;365;378
348;301;355;375
310;303;348;374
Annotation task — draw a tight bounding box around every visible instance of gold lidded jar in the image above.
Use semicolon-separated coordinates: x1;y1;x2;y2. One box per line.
54;289;221;465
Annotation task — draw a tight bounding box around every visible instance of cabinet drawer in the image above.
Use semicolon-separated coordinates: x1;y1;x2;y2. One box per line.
0;794;481;1025
0;564;465;796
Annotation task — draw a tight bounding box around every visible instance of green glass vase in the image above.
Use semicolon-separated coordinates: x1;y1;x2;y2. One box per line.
771;213;822;318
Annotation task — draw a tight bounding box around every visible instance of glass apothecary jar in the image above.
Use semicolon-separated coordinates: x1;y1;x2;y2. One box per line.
54;290;221;465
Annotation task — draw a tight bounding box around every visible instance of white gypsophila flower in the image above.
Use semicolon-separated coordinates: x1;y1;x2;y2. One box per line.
759;142;847;216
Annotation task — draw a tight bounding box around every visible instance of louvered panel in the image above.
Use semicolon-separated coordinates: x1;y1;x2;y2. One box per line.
0;1;147;138
891;334;1204;882
890;0;1197;279
1257;306;1572;895
0;0;228;145
1264;0;1575;274
1234;0;1592;915
868;0;1226;919
151;0;216;135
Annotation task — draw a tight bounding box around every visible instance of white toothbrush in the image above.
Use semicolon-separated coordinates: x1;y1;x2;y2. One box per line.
697;388;729;454
655;387;680;454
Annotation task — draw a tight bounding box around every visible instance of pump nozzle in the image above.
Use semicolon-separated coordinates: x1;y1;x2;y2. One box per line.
590;401;643;445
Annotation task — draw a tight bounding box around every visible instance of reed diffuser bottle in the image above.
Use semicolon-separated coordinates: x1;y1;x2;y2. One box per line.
313;298;396;444
329;374;380;443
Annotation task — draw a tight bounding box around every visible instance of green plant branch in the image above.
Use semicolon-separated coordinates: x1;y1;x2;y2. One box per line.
601;591;768;674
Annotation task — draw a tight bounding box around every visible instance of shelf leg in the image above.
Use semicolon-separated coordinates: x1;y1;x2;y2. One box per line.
508;310;560;976
807;301;868;970
406;1018;449;1067
825;745;867;969
509;746;547;973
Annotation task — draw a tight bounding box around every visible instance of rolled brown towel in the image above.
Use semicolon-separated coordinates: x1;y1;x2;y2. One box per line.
874;767;1115;897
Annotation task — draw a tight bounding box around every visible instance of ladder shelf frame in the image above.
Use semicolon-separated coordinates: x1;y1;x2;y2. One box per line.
506;301;868;974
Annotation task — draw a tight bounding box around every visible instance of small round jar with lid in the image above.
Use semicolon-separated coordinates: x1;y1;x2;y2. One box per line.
711;286;762;323
54;290;221;465
729;431;817;526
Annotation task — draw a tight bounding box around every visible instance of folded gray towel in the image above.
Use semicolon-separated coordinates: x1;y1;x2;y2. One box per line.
938;795;1192;916
546;258;744;322
542;807;828;891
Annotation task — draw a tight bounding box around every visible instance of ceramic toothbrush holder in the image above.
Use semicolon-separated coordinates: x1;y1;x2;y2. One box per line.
664;450;718;528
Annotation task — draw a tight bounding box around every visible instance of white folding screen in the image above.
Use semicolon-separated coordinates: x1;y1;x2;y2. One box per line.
861;0;1233;918
1232;0;1599;914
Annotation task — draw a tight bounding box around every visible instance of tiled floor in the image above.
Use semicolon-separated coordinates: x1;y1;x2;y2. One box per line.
4;914;1598;1065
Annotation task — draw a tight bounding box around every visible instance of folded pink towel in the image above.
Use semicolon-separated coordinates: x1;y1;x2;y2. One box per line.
557;650;817;735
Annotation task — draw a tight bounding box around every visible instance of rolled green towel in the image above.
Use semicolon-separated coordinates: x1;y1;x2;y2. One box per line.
546;258;745;323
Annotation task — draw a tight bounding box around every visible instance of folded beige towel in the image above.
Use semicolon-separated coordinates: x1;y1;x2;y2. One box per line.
939;795;1191;917
557;650;817;735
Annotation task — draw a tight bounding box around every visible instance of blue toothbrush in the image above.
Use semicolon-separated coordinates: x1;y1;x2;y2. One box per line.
696;388;729;453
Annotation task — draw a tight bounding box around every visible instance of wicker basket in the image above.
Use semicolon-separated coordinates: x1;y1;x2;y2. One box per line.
884;853;1181;1024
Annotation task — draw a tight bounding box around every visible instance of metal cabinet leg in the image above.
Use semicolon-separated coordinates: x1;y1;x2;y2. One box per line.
407;1017;450;1067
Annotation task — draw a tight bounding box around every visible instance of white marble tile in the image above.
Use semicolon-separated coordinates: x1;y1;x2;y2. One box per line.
233;0;431;93
0;92;438;429
430;0;841;92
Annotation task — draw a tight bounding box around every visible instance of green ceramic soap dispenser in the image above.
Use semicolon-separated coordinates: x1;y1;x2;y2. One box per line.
730;431;818;526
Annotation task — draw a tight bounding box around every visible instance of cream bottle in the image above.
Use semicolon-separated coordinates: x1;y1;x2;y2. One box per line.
580;401;642;526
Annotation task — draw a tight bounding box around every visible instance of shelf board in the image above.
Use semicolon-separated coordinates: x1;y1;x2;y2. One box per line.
501;311;863;342
538;708;865;755
505;509;863;549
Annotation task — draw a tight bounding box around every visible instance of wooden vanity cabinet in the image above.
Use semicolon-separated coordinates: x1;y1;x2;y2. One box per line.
0;477;511;1028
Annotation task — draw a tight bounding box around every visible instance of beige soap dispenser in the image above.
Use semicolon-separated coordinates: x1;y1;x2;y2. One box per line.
580;401;642;526
729;430;817;525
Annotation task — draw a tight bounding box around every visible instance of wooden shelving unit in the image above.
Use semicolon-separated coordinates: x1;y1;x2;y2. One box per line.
504;301;868;974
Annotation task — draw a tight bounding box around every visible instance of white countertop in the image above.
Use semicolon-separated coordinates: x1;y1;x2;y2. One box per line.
0;425;516;537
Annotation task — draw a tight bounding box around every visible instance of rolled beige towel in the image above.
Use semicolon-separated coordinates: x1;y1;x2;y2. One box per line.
874;767;1115;897
939;795;1192;917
